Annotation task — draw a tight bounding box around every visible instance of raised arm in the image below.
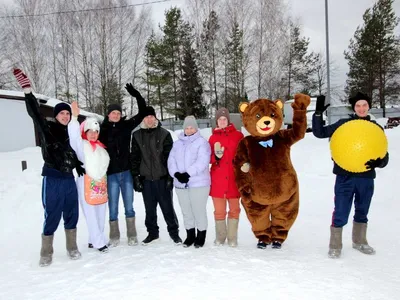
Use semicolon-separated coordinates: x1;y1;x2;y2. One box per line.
312;95;345;139
312;114;346;139
13;69;48;136
125;83;147;131
280;93;310;146
67;102;85;162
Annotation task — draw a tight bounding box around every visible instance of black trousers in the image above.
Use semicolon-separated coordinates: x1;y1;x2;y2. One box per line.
142;179;179;236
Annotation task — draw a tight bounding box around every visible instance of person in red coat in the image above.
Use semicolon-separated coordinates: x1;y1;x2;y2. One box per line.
209;108;244;247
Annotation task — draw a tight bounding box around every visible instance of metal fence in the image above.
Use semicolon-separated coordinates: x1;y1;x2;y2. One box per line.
161;114;244;131
161;118;213;131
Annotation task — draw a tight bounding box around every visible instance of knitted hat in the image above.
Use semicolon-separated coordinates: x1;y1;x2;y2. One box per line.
107;103;122;115
183;115;198;130
349;92;372;111
215;107;230;124
53;102;71;118
143;106;156;117
83;117;100;133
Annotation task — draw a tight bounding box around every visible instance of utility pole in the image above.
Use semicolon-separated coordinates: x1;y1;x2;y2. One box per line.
325;0;332;124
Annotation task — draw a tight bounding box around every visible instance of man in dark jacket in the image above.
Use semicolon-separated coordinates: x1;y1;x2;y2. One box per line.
13;69;84;267
131;106;182;245
312;92;389;259
99;84;146;247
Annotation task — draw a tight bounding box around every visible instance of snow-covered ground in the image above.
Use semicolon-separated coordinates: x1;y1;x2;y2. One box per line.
0;127;399;300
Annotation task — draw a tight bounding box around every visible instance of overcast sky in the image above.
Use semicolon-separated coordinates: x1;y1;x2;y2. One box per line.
1;0;400;95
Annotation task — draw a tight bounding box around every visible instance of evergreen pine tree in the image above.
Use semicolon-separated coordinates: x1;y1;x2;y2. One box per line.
345;0;400;114
178;42;207;119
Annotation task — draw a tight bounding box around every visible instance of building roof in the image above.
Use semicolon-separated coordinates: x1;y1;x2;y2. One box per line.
0;89;103;120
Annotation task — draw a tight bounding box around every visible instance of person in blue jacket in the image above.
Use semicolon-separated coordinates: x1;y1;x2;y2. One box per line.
312;92;389;259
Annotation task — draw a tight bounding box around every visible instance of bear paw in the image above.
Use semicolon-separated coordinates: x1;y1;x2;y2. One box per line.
292;93;311;111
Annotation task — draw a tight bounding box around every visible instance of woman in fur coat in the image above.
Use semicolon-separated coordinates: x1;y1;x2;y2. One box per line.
68;102;110;252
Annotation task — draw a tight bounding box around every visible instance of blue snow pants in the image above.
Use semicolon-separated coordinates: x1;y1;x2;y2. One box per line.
332;175;374;228
41;176;79;236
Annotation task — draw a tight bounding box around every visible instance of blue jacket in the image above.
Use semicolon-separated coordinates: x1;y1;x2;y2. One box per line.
312;113;389;178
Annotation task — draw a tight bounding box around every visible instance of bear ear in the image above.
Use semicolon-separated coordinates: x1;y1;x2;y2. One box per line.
274;99;283;109
239;102;249;113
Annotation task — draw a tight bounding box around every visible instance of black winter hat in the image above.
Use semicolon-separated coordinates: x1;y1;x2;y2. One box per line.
107;103;122;115
53;102;71;118
143;106;156;117
349;92;372;111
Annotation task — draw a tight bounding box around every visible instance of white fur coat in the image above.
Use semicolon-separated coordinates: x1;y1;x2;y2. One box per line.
83;141;110;181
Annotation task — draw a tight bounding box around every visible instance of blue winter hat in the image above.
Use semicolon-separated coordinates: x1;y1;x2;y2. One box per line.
53;102;71;118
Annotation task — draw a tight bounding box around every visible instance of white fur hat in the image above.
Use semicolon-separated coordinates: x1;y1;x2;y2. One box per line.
83;117;100;133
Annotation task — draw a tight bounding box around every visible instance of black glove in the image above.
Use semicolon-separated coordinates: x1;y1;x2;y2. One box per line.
174;172;190;184
365;158;383;170
133;176;144;192
75;160;86;177
166;176;174;191
125;83;142;98
315;95;330;114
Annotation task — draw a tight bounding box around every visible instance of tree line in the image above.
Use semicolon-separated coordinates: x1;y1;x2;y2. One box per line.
0;0;398;119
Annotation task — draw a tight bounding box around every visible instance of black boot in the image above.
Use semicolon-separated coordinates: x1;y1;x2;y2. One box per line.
194;229;207;248
257;240;268;249
141;234;159;246
183;228;196;248
271;241;282;249
170;233;182;245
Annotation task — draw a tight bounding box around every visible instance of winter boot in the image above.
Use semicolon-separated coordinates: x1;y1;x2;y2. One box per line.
227;218;239;247
352;221;375;255
39;234;54;267
126;217;138;246
109;220;120;247
98;245;109;253
328;226;343;259
65;228;82;260
183;228;196;248
257;240;268;249
141;234;159;246
272;241;282;249
214;220;227;246
170;233;183;245
194;229;207;248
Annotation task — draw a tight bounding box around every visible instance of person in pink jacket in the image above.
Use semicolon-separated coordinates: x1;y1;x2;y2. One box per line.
209;108;244;247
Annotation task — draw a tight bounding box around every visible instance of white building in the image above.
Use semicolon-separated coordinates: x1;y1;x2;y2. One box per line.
0;90;103;152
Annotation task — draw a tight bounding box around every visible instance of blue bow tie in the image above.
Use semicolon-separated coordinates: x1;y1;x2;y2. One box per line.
259;139;273;148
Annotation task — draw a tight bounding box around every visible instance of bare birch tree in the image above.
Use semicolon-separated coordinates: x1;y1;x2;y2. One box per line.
5;0;50;93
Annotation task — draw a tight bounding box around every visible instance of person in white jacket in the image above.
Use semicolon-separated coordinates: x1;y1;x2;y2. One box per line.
68;102;110;253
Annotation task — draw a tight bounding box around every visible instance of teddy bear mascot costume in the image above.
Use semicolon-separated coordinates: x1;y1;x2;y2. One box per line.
233;94;310;249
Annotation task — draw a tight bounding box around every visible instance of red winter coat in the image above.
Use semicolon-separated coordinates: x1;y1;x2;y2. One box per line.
209;123;244;198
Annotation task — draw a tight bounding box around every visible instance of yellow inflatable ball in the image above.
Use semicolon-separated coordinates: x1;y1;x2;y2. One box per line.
330;119;388;173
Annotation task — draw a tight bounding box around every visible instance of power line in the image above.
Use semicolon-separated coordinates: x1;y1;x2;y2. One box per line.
0;0;171;19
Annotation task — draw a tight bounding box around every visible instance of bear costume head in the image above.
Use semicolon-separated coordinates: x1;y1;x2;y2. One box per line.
239;99;284;137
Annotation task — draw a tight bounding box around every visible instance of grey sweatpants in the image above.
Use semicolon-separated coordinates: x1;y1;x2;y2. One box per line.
175;186;210;231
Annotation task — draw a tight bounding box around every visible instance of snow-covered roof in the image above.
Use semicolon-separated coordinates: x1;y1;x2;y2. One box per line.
0;89;103;120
